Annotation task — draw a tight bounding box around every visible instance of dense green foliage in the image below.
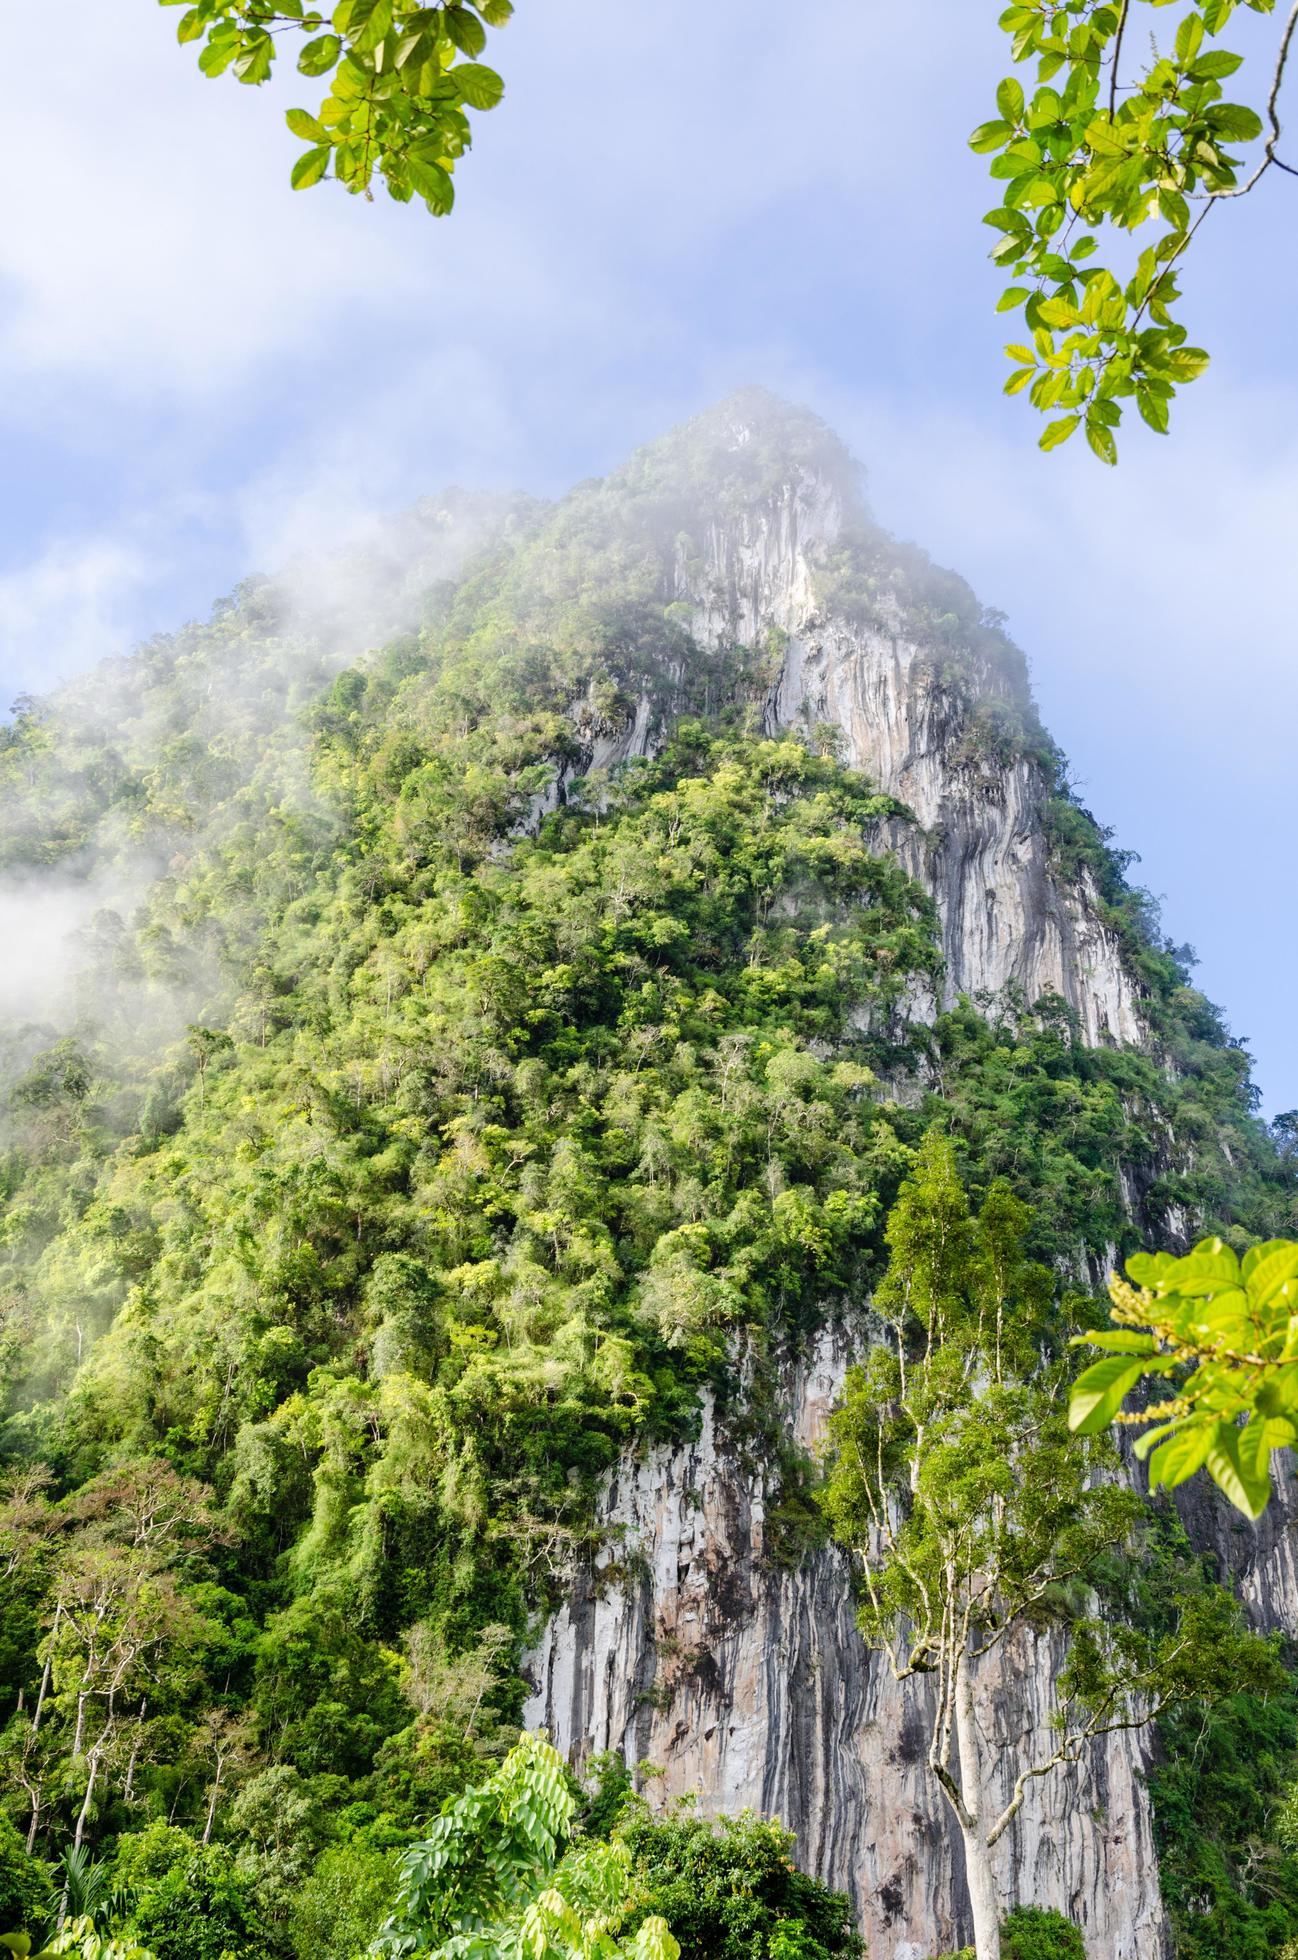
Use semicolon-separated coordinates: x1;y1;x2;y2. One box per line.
1;399;1295;1959
618;1807;862;1960
1072;1235;1298;1515
934;1908;1085;1960
162;0;511;211
0;1819;53;1938
373;1732;678;1959
1151;1685;1298;1957
974;0;1294;456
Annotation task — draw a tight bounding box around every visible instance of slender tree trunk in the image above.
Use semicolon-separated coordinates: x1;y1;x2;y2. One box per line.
123;1696;147;1805
72;1688;89;1758
954;1663;1001;1960
202;1756;224;1846
31;1602;60;1733
72;1745;101;1852
25;1788;41;1855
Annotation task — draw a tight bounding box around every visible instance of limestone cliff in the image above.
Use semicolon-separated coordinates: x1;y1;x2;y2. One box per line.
519;394;1295;1956
524;1332;1167;1959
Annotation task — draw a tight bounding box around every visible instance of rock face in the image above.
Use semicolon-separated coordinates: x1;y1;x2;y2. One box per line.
524;1332;1169;1959
521;396;1296;1955
769;621;1142;1046
656;406;1141;1045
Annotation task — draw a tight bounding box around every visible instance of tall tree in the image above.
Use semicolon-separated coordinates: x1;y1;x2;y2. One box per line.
823;1134;1272;1960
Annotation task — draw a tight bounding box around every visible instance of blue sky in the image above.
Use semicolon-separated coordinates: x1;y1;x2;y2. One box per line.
2;0;1295;1113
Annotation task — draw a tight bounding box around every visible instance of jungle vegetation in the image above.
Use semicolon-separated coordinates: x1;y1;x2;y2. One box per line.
1;404;1295;1956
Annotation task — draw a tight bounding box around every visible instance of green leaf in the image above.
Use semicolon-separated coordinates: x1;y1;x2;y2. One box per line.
298;32;343;75
1241;1241;1298;1308
1206;1424;1270;1520
1145;1423;1215;1491
996;285;1031;311
1192;50;1244;78
452;62;504;109
408;155;455;212
997;77;1026;122
1209;102;1263;142
176;9;206;43
444;6;488;55
1039;414;1080;452
970;119;1014;153
1005;367;1036;395
475;0;514;22
1073;1330;1160;1355
1137;388;1170;434
1069;1353;1148;1432
1174;10;1205;63
291;144;333;189
336;0;393;54
233;31;274;84
286;107;328;141
1239;1411;1298;1483
1085;420;1118;464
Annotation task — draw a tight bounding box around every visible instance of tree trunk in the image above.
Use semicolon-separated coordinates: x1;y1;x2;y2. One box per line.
954;1663;1001;1960
72;1745;100;1852
31;1602;60;1734
25;1787;41;1855
202;1757;224;1846
123;1697;147;1805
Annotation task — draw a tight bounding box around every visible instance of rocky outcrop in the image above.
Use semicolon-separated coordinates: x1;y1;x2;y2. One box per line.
651;410;1142;1044
524;1331;1170;1959
521;396;1297;1955
769;619;1142;1045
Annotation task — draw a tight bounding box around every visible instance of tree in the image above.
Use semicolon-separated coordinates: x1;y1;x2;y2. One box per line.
616;1806;862;1960
0;1818;54;1940
370;1730;680;1960
160;0;511;210
973;0;1298;459
822;1135;1270;1960
1069;1234;1298;1516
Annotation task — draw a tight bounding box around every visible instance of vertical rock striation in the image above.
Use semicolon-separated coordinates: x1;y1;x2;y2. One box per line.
520;395;1294;1955
524;1332;1169;1959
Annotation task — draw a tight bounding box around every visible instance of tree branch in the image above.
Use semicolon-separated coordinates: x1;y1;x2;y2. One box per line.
1109;0;1132;120
1209;0;1298;200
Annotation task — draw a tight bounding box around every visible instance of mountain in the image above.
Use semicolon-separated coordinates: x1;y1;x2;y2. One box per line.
1;392;1295;1959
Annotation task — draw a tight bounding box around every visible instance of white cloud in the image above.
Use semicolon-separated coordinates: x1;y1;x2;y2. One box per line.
0;534;157;704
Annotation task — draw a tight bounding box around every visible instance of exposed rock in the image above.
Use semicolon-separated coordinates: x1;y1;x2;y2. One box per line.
521;397;1294;1954
524;1331;1170;1959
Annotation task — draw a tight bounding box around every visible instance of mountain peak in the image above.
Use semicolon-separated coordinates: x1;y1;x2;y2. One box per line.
610;388;863;517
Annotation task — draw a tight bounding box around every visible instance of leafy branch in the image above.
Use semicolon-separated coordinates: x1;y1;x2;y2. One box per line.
158;0;512;210
972;0;1297;459
1069;1235;1298;1516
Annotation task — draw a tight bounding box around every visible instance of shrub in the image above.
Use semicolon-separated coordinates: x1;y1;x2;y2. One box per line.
290;1844;398;1960
126;1842;263;1960
1003;1907;1086;1960
0;1815;54;1938
621;1806;863;1960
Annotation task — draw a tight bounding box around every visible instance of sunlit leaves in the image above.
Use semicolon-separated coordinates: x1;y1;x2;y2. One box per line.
1070;1236;1298;1517
372;1731;681;1958
972;0;1284;456
162;0;512;210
